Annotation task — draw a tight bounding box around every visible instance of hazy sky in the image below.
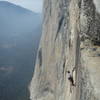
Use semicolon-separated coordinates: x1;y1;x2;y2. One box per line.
0;0;43;13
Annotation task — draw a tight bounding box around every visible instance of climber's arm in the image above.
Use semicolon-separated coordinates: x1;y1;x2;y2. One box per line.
72;67;76;73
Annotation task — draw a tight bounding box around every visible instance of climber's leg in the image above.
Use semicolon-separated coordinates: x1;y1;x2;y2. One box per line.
69;77;76;87
71;78;75;86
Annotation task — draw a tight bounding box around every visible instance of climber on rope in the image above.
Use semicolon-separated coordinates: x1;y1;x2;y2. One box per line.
66;70;76;93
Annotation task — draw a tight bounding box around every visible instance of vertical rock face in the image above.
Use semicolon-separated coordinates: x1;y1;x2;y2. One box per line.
30;0;100;100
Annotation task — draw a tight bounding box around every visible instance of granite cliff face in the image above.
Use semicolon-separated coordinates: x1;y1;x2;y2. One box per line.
30;0;100;100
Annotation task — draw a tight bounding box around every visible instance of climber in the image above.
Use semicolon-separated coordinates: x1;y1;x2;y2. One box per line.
67;70;76;93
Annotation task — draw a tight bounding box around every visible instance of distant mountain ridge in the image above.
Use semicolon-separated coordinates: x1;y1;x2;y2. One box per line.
0;1;37;14
0;1;41;42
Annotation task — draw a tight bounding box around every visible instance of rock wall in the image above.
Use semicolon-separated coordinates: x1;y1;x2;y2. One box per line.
30;0;100;100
